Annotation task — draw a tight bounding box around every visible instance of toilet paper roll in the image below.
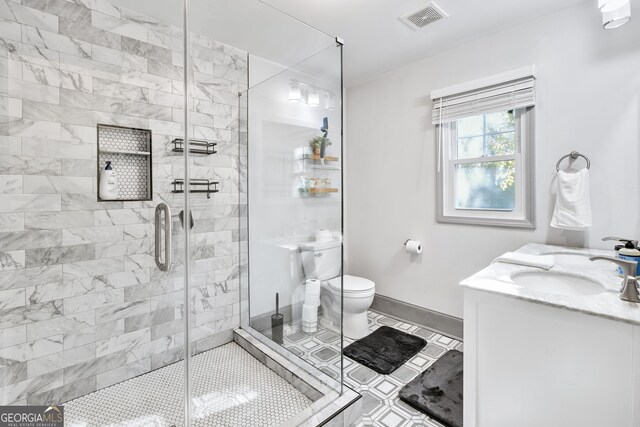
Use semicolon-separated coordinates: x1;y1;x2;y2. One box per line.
405;239;423;255
305;294;320;307
302;304;318;322
305;279;321;296
305;288;320;299
315;229;333;242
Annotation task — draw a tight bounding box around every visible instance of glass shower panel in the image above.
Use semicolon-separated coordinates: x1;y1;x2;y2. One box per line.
181;2;250;424
0;0;188;424
246;43;344;387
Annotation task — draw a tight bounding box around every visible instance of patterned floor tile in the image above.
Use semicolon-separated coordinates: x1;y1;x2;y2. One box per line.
347;365;378;386
282;310;463;427
414;327;436;341
376;407;412;427
390;365;419;384
370;376;403;398
421;342;448;359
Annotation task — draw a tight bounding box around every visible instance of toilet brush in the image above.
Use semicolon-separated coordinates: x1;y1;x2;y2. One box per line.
271;293;284;344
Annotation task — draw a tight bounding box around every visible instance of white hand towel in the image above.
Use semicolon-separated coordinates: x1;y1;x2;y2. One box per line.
551;168;592;230
492;252;555;270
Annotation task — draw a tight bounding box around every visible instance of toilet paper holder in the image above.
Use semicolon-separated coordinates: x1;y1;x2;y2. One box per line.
404;239;423;255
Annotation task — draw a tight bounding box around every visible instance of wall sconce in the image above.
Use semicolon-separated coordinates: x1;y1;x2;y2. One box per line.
599;0;631;29
289;83;301;102
308;91;320;107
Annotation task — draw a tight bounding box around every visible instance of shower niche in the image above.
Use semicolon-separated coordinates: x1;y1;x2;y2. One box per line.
97;124;153;202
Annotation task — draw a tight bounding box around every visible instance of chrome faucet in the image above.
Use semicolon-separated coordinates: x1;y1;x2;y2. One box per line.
602;236;638;247
589;256;640;303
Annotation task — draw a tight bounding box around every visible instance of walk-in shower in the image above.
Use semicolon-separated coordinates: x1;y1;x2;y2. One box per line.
0;0;357;425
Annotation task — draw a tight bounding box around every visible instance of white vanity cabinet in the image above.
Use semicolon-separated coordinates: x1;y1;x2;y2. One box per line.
464;289;640;427
461;244;640;427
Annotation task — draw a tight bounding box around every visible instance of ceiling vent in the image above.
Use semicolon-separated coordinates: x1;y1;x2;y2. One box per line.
400;2;449;30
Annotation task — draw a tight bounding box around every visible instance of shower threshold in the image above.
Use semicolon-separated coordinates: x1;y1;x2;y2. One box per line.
63;329;361;426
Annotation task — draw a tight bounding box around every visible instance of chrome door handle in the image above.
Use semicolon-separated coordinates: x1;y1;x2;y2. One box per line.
155;203;172;271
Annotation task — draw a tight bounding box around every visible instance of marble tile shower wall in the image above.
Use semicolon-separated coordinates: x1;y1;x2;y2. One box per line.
0;0;248;405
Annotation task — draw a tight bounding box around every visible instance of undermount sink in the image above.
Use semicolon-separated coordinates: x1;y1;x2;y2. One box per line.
512;271;605;296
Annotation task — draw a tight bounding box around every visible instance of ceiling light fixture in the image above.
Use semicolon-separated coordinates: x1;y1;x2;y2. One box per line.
308;91;320;107
599;0;631;29
324;93;332;110
288;83;301;102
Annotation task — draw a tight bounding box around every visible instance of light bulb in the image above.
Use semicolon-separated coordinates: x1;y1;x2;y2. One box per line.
289;84;301;102
598;0;627;12
308;91;319;107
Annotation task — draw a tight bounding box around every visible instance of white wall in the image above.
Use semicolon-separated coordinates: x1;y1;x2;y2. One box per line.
345;1;640;319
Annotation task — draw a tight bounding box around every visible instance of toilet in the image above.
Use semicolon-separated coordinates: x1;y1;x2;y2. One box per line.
299;239;375;339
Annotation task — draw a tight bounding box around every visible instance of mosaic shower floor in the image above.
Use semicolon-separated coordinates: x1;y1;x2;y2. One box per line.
64;342;311;427
282;311;463;427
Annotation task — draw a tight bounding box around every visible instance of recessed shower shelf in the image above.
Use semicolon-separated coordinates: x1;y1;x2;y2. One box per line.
101;149;151;156
171;138;217;155
171;179;219;199
97;124;152;202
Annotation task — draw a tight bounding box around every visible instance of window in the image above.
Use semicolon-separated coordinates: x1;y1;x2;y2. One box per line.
433;68;535;228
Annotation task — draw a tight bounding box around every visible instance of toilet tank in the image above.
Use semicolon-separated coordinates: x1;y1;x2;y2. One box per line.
299;240;342;280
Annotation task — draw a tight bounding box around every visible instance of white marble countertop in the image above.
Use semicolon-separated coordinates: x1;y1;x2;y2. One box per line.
460;243;640;326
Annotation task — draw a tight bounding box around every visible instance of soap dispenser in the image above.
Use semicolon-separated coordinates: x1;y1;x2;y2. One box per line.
99;161;119;200
602;237;640;276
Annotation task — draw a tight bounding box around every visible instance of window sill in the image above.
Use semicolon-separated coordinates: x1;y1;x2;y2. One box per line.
436;214;535;229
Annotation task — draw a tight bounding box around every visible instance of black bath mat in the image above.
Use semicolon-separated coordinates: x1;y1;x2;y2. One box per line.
343;326;427;374
399;350;463;427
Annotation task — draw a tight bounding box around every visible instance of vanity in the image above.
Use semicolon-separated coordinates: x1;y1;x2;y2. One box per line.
461;243;640;427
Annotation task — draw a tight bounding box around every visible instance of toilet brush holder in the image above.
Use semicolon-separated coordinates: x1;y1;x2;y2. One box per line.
271;293;284;344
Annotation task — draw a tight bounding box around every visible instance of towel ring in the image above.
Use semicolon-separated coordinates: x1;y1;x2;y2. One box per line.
556;151;591;172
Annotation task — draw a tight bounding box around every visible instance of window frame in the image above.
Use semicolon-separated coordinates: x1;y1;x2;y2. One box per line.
436;107;535;228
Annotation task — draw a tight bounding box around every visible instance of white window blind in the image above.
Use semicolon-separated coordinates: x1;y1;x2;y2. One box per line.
431;68;536;125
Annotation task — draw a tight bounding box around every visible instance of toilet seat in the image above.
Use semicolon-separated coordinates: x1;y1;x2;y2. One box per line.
328;275;375;294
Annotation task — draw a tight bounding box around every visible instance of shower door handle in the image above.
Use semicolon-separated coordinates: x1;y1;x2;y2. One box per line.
154;203;172;271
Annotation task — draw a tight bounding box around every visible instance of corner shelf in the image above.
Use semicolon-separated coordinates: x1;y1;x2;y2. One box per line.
171;179;219;199
299;187;339;198
296;154;341;172
171;138;217;155
310;187;338;194
309;164;341;171
299;154;339;162
97;124;152;202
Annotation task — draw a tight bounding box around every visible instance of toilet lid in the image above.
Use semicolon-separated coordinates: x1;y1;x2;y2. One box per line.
328;275;375;293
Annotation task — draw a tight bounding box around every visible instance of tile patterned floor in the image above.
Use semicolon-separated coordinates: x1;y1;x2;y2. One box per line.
64;342;311;427
282;311;463;427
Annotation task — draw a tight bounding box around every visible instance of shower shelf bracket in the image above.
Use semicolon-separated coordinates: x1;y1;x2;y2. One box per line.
171;179;219;199
171;138;217;155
